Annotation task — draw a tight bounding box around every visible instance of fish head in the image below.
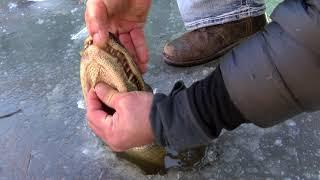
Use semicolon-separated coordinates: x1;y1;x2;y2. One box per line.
80;35;146;102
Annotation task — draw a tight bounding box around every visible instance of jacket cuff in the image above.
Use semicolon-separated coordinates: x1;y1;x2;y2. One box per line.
149;67;247;151
150;93;167;146
150;82;212;151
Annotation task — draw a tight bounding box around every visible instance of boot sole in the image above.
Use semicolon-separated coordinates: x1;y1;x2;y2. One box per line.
162;33;254;67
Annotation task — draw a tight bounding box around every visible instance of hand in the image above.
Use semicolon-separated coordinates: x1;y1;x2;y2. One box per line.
86;83;155;152
85;0;151;73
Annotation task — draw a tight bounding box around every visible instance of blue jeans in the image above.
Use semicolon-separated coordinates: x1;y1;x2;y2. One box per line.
177;0;266;30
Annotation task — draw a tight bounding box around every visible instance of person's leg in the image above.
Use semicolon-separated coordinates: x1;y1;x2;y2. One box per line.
178;0;265;30
163;0;266;66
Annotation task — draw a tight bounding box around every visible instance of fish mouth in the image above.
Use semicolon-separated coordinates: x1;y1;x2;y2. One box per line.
83;37;143;91
104;45;143;91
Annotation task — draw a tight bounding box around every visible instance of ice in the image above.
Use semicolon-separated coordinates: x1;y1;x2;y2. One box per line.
1;0;319;179
36;18;44;25
46;84;63;101
202;69;209;76
315;149;320;157
285;120;297;127
28;0;46;2
77;99;85;110
153;88;158;94
246;167;258;173
71;27;88;40
81;148;89;155
8;3;17;10
286;147;298;157
274;139;283;146
222;148;239;162
71;8;78;14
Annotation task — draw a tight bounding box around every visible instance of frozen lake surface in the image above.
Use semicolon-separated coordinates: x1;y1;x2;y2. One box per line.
0;0;319;179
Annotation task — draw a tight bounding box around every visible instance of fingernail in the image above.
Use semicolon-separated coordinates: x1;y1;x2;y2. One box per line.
94;83;105;95
94;83;101;93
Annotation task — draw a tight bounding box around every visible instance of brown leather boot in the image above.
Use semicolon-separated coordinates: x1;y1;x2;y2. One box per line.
163;15;267;66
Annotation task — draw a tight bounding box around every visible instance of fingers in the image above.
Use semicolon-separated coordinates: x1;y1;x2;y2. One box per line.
86;86;153;152
130;28;149;65
85;0;109;47
86;89;108;121
119;33;138;61
86;89;113;134
139;63;148;74
119;31;148;73
88;121;103;137
94;83;121;109
86;88;102;111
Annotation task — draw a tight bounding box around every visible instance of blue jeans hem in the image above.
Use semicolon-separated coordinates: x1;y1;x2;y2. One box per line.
184;6;266;31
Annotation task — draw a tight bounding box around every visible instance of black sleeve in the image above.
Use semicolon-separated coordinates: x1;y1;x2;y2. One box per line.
150;66;248;151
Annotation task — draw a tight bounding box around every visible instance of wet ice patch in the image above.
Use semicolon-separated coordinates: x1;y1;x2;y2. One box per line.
77;99;85;110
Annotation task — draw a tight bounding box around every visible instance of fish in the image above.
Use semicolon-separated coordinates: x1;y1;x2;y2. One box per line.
80;33;166;174
80;33;207;174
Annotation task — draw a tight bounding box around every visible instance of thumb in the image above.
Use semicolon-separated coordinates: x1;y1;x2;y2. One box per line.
94;83;121;109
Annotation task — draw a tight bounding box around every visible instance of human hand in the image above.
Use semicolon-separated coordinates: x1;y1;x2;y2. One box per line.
85;0;151;73
86;83;155;151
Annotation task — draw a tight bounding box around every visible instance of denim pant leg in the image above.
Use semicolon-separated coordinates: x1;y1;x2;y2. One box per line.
177;0;266;30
